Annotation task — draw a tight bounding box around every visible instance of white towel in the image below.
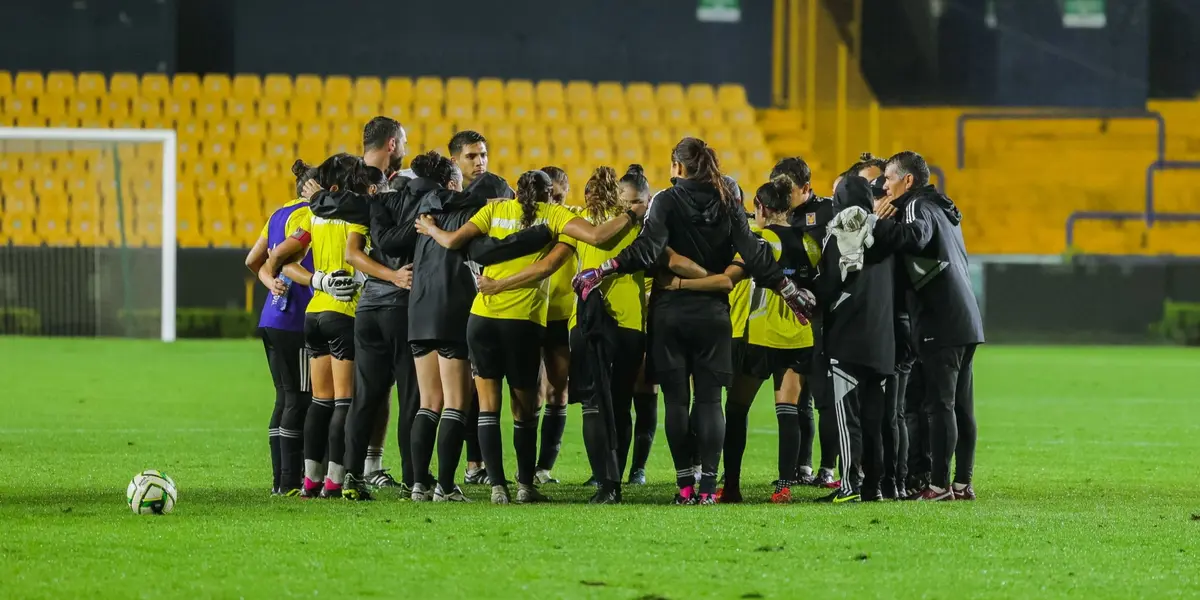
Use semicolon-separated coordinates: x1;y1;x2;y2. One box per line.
829;206;877;281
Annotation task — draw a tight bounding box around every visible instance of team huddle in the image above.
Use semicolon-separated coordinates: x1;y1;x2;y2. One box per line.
246;115;983;505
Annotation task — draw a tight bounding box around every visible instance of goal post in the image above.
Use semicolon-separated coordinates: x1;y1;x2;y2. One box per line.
0;127;178;341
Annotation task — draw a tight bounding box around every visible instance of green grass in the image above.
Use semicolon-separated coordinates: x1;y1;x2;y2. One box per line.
1;338;1198;598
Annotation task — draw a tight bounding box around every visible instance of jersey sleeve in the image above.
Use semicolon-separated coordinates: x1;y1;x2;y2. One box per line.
545;203;578;236
259;220;270;239
348;223;369;237
468;201;494;234
286;206;312;236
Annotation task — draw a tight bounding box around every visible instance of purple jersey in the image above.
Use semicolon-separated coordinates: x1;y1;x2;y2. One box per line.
258;202;314;331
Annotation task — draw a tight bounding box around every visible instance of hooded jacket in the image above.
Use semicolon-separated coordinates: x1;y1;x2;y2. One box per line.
816;176;895;375
613;177;784;308
408;186;553;344
872;184;984;350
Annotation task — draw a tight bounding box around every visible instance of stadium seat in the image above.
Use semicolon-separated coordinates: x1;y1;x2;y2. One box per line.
509;103;537;123
686;84;717;108
566;81;595;107
416;76;445;104
602;105;629;126
626;83;655;107
289;98;318;122
353;77;382;103
294;74;323;98
45;72;75;97
0;71;11;97
536;80;565;106
320;101;349;122
596;82;625;107
717;84;748;109
195;98;225;122
477;102;506;124
381;101;406;123
445;102;474;123
75;72;106;97
14;71;44;97
172;74;201;100
446;77;475;105
202;74;231;98
263;74;293;99
352;100;381;121
36;96;66;120
324;76;353;103
258;99;285;121
384;77;413;105
163;98;193;123
656;83;685;108
132;98;162;121
411;101;443;123
230;74;261;101
500;79;529;105
225;98;252;120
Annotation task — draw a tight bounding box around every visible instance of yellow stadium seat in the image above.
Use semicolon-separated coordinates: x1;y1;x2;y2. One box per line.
234;139;264;162
67;97;98;120
385;77;413;105
520;143;551;166
321;101;350;122
208;120;238;143
717;84;748;109
202;74;231;98
494;79;523;105
258;98;285;121
45;72;75;97
477;102;506;124
615;142;643;165
424;122;453;147
624;104;656;128
176;119;204;141
581;124;609;147
446;77;474;104
596;82;625;107
263;74;293;99
176;139;199;160
196;98;225;122
3;194;36;216
585;144;613;164
172;74;201;99
570;105;599;125
324;75;353;103
491;124;517;146
548;124;579;147
705;127;734;149
727;106;755;127
132;97;162;121
416;76;445;103
73;72;104;97
694;105;722;125
446;103;474;122
611;125;641;147
566;81;595;107
411;101;443;122
326;138;356;155
555;144;582;166
37;96;66;119
225;97;252;120
381;101;406;123
518;123;547;145
352;100;381;121
294;74;323;98
626;83;655;107
101;97;131;119
644;126;672;150
602;105;629;125
656;83;685;108
106;73;137;98
686;84;717;108
0;71;11;96
162;98;193;123
354;77;382;103
231;74;261;101
289;98;318;122
329;120;357;143
138;74;168;100
14;71;44;97
536;80;565;106
203;140;232;160
490;143;517;166
662;105;691;127
4;96;35;121
506;103;535;123
270;120;298;142
5;216;43;246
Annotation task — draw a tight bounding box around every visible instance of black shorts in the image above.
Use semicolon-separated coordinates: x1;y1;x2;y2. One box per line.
466;315;544;389
544;319;570;350
742;344;814;381
411;339;470;360
304;312;355;361
648;301;733;389
260;327;309;392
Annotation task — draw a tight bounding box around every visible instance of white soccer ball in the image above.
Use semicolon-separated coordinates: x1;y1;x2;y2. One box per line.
126;470;178;515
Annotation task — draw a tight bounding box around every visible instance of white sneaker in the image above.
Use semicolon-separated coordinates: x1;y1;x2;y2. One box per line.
490;485;510;505
534;469;559;485
433;484;471;502
517;483;551;503
410;482;433;502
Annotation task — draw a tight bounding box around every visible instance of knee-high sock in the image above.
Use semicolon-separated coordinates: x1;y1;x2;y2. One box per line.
436;408;466;493
303;398;334;481
661;381;693;489
465;399;482;463
776;403;801;483
326;398;351;484
279;390;309;489
536;405;567;471
513;417;539;486
797;390;815;474
411;408;440;488
692;384;724;495
269;388;284;489
630;392;657;472
723;401;751;491
477;411;505;486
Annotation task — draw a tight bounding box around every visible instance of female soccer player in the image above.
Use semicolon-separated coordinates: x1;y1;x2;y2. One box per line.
265;153;386;499
245;160;317;496
416;169;643;504
719;178;816;504
534;165;573;485
573;138;815;505
618;165;656;485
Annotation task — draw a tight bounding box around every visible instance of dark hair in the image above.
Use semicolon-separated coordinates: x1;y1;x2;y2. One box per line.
672;137;729;204
515;170;552;229
291;159;317;198
619;163;650;197
314;152;375;194
755;177;793;215
410;150;456;187
769;157;812;188
363;116;402;152
449;130;487;156
584;166;620;223
540;166;568;203
849;152;887;177
887;151;930;188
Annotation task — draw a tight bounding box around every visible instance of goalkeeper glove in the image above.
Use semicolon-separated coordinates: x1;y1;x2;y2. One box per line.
775;278;816;326
312;269;360;302
572;258;618;301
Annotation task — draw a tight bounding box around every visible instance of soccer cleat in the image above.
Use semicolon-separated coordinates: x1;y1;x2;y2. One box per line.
627;468;647;485
792;470;816;487
281;487;302;498
698;493;718;505
880;478;899;501
517;483;551;503
433;484;471;502
588;486;621;505
365;469;401;490
860;488;884;502
583;475;601;487
490;485;511;505
410;482;434;502
915;486;955;502
300;477;322;499
770;480;792;504
716;487;743;504
534;469;559;485
812;469;836;488
815;487;861;504
464;466;488;485
953;483;976;501
674;486;698;505
319;479;343;499
342;474;373;501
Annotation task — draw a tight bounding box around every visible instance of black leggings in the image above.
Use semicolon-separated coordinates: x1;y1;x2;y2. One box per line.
661;379;724;494
260;327;311;490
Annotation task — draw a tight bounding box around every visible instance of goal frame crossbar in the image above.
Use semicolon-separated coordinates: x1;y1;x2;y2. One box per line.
0;127;178;341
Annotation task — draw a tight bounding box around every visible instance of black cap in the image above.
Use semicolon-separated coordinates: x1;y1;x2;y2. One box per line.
869;175;887;199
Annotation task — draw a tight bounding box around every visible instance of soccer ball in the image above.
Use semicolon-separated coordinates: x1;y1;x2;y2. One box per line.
126;470;178;515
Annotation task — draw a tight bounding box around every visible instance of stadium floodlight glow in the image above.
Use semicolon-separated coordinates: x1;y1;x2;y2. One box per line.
0;127;178;342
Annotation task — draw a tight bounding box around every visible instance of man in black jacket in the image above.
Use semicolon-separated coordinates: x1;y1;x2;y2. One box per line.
872;151;984;501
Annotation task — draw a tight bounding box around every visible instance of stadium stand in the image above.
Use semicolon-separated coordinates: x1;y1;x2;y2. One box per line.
0;71;770;249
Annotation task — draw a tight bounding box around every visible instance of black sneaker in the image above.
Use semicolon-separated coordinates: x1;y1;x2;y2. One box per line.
627;468;646;485
588;485;621;504
812;469;836;488
792;470;816;486
365;469;400;490
583;475;601;487
342;474;374;501
815;487;860;504
463;467;488;485
860;488;884;502
880;478;899;500
673;488;698;505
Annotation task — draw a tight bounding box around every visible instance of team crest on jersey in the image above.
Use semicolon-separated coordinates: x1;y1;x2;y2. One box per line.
805;213;816;226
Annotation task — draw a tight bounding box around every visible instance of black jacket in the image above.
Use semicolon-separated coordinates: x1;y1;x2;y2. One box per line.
872;184;984;350
466;171;516;199
408;188;552;343
816;176;895;375
614;177;784;309
568;290;623;481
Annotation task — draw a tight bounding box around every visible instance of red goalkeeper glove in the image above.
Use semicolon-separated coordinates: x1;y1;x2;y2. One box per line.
572;259;618;301
776;278;816;326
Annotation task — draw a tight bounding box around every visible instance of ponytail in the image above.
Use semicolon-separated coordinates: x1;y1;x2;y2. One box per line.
515;170;553;229
672;136;731;205
584;166;620;223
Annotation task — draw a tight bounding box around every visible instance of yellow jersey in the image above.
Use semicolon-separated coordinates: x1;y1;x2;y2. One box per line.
259;199;312;242
468;199;579;325
305;215;369;317
546;205;582;322
567;209;644;332
729;275;752;339
748;226;813;349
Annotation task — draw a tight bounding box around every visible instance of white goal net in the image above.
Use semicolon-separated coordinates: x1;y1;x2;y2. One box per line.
0;128;177;341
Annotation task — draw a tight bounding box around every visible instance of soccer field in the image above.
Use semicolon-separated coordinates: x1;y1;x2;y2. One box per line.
1;338;1197;598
